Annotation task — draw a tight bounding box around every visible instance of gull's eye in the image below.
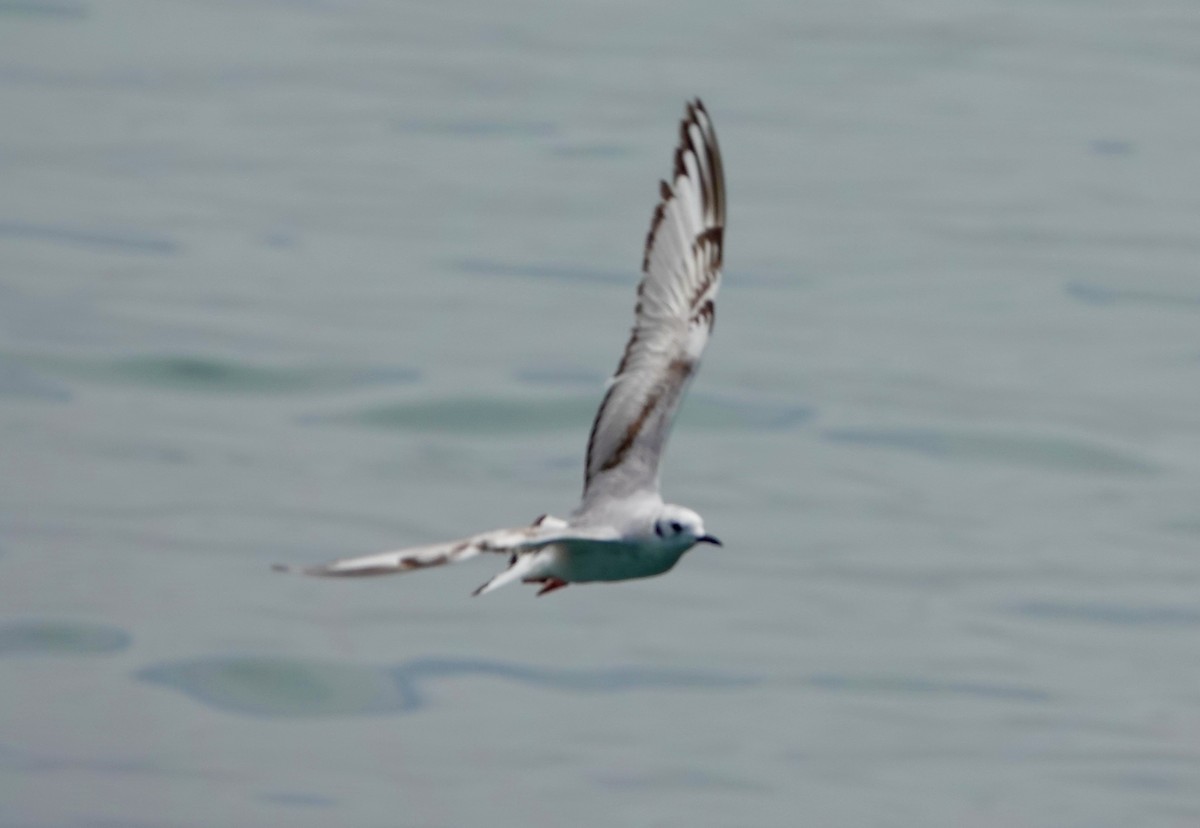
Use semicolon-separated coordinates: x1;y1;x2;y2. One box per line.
655;522;664;538
670;520;683;534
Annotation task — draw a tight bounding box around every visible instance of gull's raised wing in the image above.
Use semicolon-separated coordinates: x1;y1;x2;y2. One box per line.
582;99;725;503
274;520;578;578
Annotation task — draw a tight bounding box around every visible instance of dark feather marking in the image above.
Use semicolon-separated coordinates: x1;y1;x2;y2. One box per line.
584;99;723;490
696;226;724;270
400;554;449;570
611;324;643;380
668;356;695;380
643;193;672;271
595;357;694;474
597;389;662;474
584;384;616;479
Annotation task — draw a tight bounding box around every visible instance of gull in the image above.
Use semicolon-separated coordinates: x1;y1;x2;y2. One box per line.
276;99;726;596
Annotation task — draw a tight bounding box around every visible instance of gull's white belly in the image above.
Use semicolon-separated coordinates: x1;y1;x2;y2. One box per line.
542;539;691;584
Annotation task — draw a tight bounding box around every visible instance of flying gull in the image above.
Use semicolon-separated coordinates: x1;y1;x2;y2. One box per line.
276;99;726;596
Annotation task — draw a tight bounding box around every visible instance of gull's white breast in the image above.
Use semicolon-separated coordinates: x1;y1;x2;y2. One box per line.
544;538;694;583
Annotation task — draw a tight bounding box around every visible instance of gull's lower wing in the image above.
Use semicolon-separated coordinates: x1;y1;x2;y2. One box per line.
274;522;585;578
582;99;725;504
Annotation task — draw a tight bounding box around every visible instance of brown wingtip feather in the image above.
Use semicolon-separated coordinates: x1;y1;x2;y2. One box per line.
642;196;668;272
584;99;724;493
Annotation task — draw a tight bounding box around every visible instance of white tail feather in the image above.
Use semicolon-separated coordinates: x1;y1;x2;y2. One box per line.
472;553;544;596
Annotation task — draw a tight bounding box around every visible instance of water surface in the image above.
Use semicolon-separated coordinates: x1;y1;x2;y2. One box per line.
3;2;1199;826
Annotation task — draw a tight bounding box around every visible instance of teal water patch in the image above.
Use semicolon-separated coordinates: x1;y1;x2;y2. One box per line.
136;655;756;718
807;673;1052;703
0;620;131;656
343;396;592;434
1163;518;1200;537
137;657;406;718
1010;601;1200;627
1066;281;1200;308
341;393;810;435
104;356;349;393
0;220;177;254
823;427;1158;475
16;354;418;395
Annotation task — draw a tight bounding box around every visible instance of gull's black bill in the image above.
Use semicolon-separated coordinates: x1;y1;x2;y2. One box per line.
697;535;722;547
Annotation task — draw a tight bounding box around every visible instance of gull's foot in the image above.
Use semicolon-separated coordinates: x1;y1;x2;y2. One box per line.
523;576;569;596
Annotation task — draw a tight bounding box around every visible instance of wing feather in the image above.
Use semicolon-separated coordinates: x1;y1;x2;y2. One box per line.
275;522;577;578
582;99;725;502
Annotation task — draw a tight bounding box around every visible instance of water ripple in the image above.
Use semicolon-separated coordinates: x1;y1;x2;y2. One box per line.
135;655;756;718
594;767;766;792
807;673;1053;703
17;354;419;395
823;426;1158;475
1010;601;1200;627
1066;281;1200;309
340;396;590;433
256;791;339;809
0;220;179;254
0;620;131;656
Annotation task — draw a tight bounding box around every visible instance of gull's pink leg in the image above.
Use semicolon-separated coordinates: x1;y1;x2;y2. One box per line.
535;577;568;597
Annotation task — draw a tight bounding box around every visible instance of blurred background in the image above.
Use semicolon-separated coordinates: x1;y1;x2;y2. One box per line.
2;1;1199;826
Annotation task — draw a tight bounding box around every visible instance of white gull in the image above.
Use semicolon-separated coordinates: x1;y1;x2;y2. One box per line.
276;99;726;596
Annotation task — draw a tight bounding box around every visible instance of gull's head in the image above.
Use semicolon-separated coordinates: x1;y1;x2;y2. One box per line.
654;505;722;549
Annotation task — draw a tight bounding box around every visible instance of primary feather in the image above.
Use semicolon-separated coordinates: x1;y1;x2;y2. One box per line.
582;100;725;504
273;518;576;577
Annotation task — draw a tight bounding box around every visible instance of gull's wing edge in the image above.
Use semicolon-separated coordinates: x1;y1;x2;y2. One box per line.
581;99;726;503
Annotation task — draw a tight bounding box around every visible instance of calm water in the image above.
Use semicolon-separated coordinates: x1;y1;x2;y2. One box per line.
3;1;1200;826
